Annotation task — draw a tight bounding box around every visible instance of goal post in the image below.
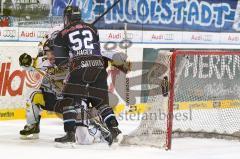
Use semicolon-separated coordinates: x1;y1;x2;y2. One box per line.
121;49;240;150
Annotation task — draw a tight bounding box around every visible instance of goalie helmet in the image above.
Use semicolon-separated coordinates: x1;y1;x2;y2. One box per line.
63;5;81;27
19;53;32;67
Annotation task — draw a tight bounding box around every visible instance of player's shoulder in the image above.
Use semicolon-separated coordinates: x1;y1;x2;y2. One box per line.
57;21;80;37
56;26;67;37
33;56;48;68
58;21;98;36
82;21;97;31
74;21;98;34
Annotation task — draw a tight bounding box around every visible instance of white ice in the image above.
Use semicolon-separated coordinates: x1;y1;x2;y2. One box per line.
0;119;240;159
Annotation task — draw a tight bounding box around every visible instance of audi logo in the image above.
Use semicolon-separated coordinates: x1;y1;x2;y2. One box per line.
37;31;48;38
126;33;133;39
164;34;174;40
1;30;17;38
203;35;212;41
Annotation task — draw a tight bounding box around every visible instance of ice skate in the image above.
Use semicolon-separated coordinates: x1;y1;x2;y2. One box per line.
20;123;40;140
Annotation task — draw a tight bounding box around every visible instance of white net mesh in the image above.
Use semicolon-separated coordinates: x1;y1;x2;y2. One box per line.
122;50;240;149
121;51;173;148
172;50;240;140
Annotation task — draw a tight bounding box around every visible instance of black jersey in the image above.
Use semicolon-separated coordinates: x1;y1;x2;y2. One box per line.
54;20;107;84
54;21;102;66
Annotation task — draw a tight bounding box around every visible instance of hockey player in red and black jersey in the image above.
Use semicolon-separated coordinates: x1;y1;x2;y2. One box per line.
53;6;125;145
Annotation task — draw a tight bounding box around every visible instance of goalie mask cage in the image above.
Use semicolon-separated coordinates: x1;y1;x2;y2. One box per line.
121;49;240;150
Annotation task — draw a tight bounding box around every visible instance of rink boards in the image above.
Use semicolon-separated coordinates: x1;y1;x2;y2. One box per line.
1;43;240;120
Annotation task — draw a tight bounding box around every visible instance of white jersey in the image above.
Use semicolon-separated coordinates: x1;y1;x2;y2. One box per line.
36;57;52;71
35;57;64;95
75;126;103;145
24;56;54;99
22;56;53;125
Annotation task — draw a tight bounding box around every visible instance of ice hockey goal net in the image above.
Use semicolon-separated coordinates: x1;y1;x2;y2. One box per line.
121;50;240;150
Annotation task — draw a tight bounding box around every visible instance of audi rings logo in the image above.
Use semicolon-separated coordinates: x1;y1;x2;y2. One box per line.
1;29;17;38
37;31;48;38
126;33;134;40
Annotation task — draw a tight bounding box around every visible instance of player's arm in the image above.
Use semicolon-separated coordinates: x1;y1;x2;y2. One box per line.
102;50;131;73
91;26;131;73
53;32;70;66
18;53;41;73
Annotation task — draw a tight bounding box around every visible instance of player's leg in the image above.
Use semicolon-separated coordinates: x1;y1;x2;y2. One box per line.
20;91;44;139
95;103;122;142
55;98;93;144
75;99;95;145
54;98;97;144
89;118;113;145
54;96;76;143
41;91;62;113
54;70;88;143
89;70;122;142
75;101;113;145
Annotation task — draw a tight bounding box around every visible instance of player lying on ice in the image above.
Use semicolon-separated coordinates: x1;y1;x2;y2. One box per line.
18;37;113;145
52;5;131;145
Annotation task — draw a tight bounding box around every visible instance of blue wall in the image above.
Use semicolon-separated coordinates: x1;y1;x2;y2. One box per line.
52;0;240;32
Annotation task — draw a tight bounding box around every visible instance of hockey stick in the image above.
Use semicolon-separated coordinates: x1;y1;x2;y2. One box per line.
63;0;121;26
92;0;121;25
123;23;130;111
67;0;73;6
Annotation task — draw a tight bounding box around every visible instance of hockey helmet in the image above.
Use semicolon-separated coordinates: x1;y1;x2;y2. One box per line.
19;53;32;67
63;5;81;26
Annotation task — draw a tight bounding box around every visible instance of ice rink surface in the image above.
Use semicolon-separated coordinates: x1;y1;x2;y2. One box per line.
0;119;240;159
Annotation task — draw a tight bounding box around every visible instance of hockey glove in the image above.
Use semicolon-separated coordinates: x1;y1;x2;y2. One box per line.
19;53;32;67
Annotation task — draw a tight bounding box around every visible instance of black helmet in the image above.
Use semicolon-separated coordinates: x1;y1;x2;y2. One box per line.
19;53;32;67
64;6;81;26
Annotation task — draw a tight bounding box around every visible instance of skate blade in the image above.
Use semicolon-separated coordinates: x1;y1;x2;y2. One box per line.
20;134;39;140
55;142;76;149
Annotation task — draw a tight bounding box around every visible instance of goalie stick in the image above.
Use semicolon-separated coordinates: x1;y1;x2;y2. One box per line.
123;23;130;111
